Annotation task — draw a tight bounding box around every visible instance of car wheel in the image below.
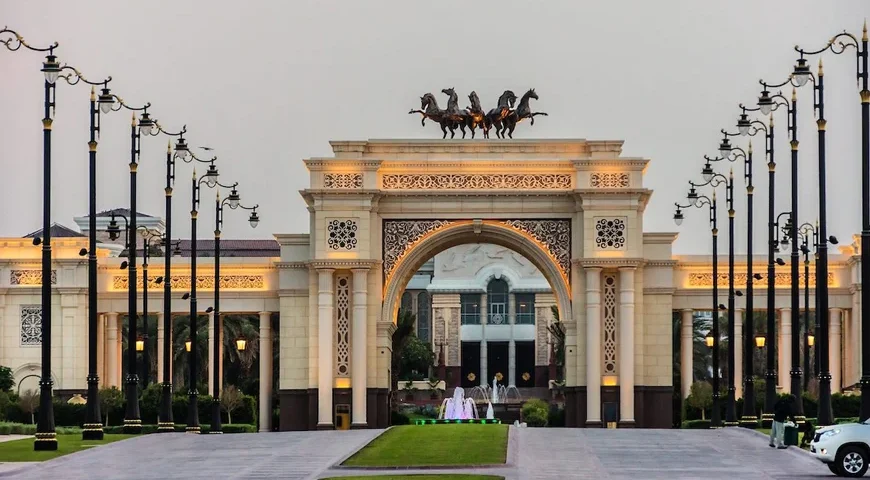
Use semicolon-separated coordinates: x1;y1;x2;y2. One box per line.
836;446;869;478
828;462;842;475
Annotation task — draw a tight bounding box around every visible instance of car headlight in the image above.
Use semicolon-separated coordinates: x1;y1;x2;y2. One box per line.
819;429;842;440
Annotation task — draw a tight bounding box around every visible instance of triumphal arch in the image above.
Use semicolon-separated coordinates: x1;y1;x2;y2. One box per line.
277;138;677;429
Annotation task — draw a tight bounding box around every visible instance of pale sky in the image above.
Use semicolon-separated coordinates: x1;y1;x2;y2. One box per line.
1;0;867;254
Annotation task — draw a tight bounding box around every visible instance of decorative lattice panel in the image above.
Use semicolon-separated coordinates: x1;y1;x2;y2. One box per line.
10;270;57;285
590;172;629;188
323;173;363;189
335;275;351;377
327;220;358;251
383;220;453;281
381;174;572;190
602;274;617;375
20;305;42;346
501;219;571;279
595;218;626;250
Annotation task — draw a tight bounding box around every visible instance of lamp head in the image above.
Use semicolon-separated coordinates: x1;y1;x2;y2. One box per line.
736;290;744;297
755;335;766;349
753;273;763;280
78;248;88;257
32;237;41;246
808;334;815;347
673;208;684;226
205;163;219;187
135;337;144;352
175;137;190;161
235;337;247;351
120;260;129;270
705;334;714;348
687;186;699;207
757;89;774;116
829;235;839;245
97;87;114;114
205;306;214;313
181;292;190;300
185;340;192;352
155;276;164;284
736;113;751;136
41;54;61;84
701;163;714;183
107;216;121;241
138;112;155;136
792;57;811;87
248;210;260;229
718;137;732;159
228;188;241;209
776;258;786;266
718;304;726;311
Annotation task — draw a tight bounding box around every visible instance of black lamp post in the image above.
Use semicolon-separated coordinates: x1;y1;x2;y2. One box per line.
187;162;221;433
796;21;868;423
150;124;189;433
210;187;258;434
676;172;730;427
758;78;805;422
138;227;164;390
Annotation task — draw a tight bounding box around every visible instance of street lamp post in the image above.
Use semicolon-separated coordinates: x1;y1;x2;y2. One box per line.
187;163;221;433
210;187;258;434
138;227;164;390
696;166;737;425
758;79;804;422
796;21;869;422
676;170;731;427
152;125;189;433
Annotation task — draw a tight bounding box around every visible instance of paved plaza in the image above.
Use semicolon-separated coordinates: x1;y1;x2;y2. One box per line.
0;428;836;480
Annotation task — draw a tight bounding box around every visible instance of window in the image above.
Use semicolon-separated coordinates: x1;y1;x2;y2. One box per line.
461;294;481;325
516;294;535;325
400;291;413;313
417;292;430;342
487;278;509;325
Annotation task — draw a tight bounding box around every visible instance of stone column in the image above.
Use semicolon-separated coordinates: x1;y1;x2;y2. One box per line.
735;309;744;400
480;293;487;386
852;291;862;386
317;269;335;428
351;269;368;427
258;311;272;432
830;308;843;394
585;267;602;427
779;308;791;393
106;312;120;388
618;267;635;426
508;292;516;387
680;309;694;399
97;313;106;387
156;312;164;384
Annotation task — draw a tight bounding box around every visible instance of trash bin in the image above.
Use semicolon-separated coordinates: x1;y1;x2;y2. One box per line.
784;422;799;446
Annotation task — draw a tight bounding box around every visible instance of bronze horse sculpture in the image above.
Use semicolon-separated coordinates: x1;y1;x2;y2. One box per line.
409;88;546;139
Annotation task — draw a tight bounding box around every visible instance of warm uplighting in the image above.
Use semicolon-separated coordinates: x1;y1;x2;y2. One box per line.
602;375;618;386
135;337;144;352
235;337;247;351
755;335;766;349
808;334;815;347
705;334;714;349
185;341;192;352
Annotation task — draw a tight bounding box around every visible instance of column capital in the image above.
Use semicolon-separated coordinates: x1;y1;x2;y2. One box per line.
618;265;637;272
681;308;694;313
316;267;335;274
350;267;370;273
258;311;271;316
583;266;603;272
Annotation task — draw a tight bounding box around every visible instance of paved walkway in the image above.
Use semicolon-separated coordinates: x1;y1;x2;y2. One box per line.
0;428;834;479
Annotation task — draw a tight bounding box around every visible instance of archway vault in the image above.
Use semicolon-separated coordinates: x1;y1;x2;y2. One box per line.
381;219;572;326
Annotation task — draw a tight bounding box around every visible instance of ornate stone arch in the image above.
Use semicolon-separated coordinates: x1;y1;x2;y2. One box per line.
381;220;572;327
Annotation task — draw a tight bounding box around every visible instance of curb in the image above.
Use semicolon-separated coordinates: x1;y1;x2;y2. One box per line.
738;425;818;460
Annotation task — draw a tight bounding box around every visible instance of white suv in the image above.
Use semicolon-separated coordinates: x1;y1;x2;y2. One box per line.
811;419;870;477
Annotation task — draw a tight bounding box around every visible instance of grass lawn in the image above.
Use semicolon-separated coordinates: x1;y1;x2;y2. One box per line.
0;434;135;462
342;424;508;467
323;476;503;480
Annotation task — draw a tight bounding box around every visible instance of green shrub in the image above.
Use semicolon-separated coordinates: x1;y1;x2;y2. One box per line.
222;424;256;433
55;426;82;434
390;410;411;425
682;419;711;429
833;393;861;418
0;424;11;435
521;399;549;427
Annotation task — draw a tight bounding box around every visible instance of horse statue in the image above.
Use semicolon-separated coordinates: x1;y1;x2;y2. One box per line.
502;88;548;139
465;91;489;139
408;93;455;139
485;90;517;139
441;87;469;139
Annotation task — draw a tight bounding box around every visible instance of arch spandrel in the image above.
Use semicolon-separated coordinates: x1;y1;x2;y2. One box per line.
380;220;572;327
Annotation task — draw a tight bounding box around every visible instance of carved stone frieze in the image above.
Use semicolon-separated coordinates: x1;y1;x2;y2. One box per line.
10;270;57;285
323;173;363;189
381;173;572;190
590;172;629;188
501;219;571;279
20;305;41;346
382;220;454;281
112;275;265;290
686;272;834;288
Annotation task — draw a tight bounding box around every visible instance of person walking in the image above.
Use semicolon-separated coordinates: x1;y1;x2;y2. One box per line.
770;394;797;449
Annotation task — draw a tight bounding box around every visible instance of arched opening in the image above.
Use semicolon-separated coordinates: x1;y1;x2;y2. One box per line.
383;221;572;395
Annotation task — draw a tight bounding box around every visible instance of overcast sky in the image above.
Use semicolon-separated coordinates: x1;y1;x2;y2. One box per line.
1;1;867;254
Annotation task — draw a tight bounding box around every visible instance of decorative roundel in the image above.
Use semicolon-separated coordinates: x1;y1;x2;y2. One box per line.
328;220;358;250
595;218;626;249
522;372;531;381
467;372;477;382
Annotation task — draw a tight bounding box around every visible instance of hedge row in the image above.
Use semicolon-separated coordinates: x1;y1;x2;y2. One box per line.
684;391;862;421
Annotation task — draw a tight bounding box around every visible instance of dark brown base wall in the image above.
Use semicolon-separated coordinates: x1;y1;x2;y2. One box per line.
279;387;390;431
534;366;549;388
563;385;671;428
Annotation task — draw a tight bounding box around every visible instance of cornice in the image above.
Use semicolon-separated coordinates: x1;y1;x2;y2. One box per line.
304;159;383;169
572;258;645;268
572;159;649;169
275;262;308;270
378;161;575;170
645;260;678;267
277;289;309;296
57;287;87;295
643;287;675;295
379;190;573;198
307;259;381;270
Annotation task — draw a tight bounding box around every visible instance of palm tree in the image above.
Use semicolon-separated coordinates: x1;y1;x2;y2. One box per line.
171;315;209;391
548;305;566;381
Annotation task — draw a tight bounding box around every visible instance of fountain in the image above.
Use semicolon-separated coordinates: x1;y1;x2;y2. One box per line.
438;387;478;420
